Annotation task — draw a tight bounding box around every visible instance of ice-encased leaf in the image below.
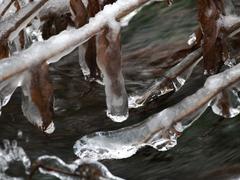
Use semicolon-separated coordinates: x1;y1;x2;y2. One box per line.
34;155;124;180
21;64;55;134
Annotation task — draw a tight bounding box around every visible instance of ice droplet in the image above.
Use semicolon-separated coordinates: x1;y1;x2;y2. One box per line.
187;33;197;46
106;110;129;123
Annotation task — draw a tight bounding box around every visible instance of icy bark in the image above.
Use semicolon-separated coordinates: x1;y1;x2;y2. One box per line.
31;155;123;180
0;0;15;19
0;140;31;179
39;0;70;19
74;63;240;160
0;0;48;42
96;23;128;122
0;0;154;83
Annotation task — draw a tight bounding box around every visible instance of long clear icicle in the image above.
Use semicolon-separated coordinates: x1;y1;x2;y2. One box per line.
74;63;240;160
96;20;128;122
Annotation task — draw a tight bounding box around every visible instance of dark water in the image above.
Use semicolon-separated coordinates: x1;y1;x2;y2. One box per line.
1;0;240;179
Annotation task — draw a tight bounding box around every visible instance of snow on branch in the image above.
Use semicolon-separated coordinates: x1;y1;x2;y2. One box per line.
0;0;156;82
74;62;240;160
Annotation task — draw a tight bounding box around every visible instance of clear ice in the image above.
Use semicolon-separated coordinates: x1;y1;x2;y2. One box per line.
96;21;128;122
74;63;240;160
35;155;123;180
0;75;23;116
129;49;202;108
211;62;240;118
0;140;31;180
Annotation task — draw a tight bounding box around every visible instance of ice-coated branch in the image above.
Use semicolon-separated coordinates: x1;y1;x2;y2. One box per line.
0;0;159;82
129;15;240;108
0;0;48;42
129;48;202;108
74;62;240;160
30;155;123;180
0;0;14;17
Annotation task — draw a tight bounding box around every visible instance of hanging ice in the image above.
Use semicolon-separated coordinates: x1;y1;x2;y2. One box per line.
211;85;240;118
74;63;240;160
96;20;128;122
21;64;55;134
34;155;124;180
0;74;23;116
211;63;240;118
78;45;91;79
0;140;31;180
129;49;202;108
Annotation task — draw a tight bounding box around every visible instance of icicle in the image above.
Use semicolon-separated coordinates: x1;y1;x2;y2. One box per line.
34;155;124;180
25;17;44;43
0;140;31;179
78;45;91;79
129;49;202;108
74;64;240;160
0;74;23;115
96;19;128;122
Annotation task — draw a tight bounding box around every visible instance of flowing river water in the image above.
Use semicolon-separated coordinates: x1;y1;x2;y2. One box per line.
1;0;240;179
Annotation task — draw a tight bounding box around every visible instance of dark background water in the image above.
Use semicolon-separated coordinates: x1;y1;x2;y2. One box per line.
1;0;240;179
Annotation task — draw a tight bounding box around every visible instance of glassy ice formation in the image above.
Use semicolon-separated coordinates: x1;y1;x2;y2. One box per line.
96;21;128;122
211;61;240;118
0;0;174;124
74;63;240;160
34;155;123;180
128;48;202;108
0;140;31;180
0;140;122;180
0;75;23;116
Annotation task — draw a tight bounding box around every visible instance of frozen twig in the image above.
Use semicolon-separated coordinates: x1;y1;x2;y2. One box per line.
0;0;48;42
0;0;159;82
74;62;240;160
